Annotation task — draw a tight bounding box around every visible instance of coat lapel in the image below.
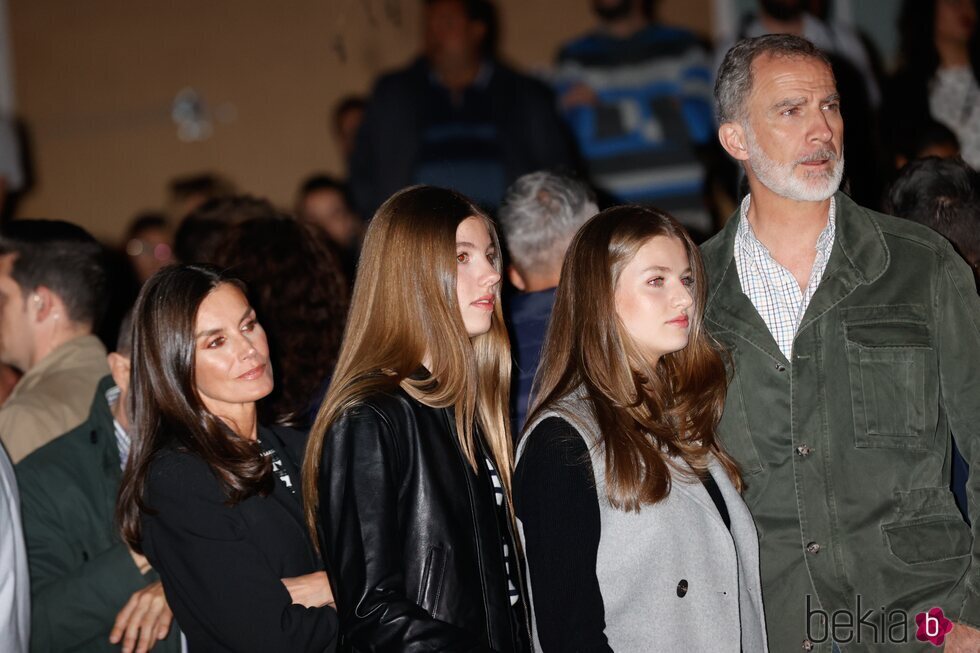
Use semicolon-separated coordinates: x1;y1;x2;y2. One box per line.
669;459;734;536
797;193;889;334
257;427;307;525
702;211;788;366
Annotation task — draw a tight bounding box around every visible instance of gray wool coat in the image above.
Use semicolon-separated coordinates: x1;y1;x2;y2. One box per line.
516;390;769;652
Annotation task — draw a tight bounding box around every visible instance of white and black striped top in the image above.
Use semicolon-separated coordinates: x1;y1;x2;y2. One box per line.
485;455;519;606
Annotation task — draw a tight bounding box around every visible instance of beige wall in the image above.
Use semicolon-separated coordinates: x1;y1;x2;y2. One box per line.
9;0;712;242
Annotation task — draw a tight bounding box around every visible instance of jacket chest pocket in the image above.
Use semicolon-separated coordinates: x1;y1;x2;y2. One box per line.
843;306;937;449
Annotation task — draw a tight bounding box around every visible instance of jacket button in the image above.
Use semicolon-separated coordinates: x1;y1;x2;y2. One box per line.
776;363;787;372
676;579;688;597
802;639;814;651
796;444;813;457
806;542;821;554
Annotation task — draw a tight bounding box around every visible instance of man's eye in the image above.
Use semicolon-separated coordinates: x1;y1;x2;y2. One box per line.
823;102;840;112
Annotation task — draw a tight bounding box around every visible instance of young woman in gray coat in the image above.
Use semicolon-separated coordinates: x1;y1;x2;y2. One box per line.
513;206;768;652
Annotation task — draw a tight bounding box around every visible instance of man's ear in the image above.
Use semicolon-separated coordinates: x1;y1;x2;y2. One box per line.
507;265;526;292
30;286;56;322
718;122;750;162
107;352;131;394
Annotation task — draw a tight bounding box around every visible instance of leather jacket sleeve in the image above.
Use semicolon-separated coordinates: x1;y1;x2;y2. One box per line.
317;404;491;652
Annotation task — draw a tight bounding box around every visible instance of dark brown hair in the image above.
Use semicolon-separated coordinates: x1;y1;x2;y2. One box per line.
526;206;741;511
214;216;350;428
0;219;107;328
117;264;272;553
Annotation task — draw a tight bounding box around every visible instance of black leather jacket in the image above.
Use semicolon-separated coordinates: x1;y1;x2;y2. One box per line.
316;386;531;653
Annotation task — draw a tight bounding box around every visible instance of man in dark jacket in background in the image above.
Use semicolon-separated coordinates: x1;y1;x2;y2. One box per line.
498;171;597;436
16;314;180;653
350;0;576;216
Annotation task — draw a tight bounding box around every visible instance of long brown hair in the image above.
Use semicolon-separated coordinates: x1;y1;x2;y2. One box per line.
117;264;273;553
526;206;741;512
302;186;512;538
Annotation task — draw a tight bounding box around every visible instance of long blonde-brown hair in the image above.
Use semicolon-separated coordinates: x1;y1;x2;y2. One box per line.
303;186;512;538
526;206;741;512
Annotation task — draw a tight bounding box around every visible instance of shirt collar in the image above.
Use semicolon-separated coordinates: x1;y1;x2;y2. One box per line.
104;386;131;445
736;193;837;258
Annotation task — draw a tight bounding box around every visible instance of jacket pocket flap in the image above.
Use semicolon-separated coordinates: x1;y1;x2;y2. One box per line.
882;516;971;564
844;322;931;348
842;305;931;348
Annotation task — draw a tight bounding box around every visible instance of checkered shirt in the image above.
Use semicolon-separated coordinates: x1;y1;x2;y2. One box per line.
733;194;836;359
105;385;131;470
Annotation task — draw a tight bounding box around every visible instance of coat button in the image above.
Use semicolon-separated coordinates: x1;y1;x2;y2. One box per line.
776;363;787;372
676;579;688;597
806;542;821;554
802;639;814;651
796;444;813;457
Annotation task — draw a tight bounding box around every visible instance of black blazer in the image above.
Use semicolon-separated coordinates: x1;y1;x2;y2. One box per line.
316;387;530;653
141;425;338;652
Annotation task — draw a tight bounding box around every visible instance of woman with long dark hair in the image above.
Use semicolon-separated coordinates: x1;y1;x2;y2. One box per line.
513;206;767;652
303;186;530;652
884;0;980;168
116;264;338;652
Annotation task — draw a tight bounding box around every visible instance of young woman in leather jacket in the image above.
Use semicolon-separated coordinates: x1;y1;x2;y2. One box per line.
304;185;530;653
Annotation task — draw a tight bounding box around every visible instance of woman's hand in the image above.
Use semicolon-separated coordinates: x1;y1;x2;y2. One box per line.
281;571;335;608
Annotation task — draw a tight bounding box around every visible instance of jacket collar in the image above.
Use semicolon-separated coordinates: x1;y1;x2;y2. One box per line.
8;334;107;402
702;192;890;360
256;425;307;524
85;374;126;509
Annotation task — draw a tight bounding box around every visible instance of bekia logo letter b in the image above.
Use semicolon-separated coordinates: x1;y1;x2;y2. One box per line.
915;607;953;647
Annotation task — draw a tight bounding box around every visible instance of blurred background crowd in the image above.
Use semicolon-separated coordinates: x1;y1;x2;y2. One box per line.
1;2;980;648
0;0;977;379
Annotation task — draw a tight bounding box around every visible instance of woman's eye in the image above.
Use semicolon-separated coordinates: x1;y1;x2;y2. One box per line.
242;320;256;333
207;337;225;349
681;276;694;287
648;277;664;287
457;252;469;264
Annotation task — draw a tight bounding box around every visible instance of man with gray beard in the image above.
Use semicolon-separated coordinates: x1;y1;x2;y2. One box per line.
702;34;980;652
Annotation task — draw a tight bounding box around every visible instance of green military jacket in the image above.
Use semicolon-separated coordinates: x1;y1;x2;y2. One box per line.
16;376;181;653
702;192;980;652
